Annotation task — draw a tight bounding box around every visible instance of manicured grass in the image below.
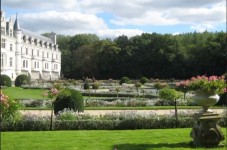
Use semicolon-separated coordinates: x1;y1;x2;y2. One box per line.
2;87;45;99
2;128;226;150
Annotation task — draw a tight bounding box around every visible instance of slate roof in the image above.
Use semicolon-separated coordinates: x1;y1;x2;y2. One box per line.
13;16;54;44
21;28;54;44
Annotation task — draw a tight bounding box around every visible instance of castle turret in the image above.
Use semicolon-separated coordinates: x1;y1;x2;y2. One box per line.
14;15;22;75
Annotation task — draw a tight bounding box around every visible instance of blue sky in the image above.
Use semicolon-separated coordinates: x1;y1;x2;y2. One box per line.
2;0;226;38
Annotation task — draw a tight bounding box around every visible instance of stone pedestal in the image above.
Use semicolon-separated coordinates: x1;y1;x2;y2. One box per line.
190;111;225;147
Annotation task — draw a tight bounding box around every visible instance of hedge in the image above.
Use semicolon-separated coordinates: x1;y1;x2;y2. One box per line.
1;114;225;131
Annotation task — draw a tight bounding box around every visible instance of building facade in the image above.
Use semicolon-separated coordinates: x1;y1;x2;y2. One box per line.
1;11;61;81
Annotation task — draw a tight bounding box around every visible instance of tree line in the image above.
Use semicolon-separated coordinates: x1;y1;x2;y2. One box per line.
56;31;227;80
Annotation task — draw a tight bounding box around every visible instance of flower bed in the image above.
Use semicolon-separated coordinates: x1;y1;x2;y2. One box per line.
1;110;226;131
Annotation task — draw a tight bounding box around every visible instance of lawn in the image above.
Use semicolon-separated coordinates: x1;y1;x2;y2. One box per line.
2;128;226;150
2;87;45;99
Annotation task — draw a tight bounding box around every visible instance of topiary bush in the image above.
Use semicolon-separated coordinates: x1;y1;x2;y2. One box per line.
84;82;90;90
119;77;131;85
140;77;149;84
15;74;30;87
92;82;100;90
54;89;84;115
0;74;12;87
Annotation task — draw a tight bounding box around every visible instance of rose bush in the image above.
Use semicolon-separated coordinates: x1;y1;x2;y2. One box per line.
0;91;20;121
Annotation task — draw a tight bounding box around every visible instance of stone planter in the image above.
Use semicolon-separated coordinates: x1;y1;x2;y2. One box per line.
190;90;224;147
193;90;220;112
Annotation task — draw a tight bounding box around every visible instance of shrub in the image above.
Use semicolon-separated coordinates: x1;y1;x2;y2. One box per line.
0;92;20;122
0;74;12;87
2;112;226;131
140;77;149;84
54;89;84;115
56;109;78;121
84;82;90;90
119;77;131;85
15;74;30;87
92;82;100;90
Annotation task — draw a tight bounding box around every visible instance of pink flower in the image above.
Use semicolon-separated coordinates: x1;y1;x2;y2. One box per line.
209;76;218;81
0;92;9;108
43;88;59;99
224;88;227;93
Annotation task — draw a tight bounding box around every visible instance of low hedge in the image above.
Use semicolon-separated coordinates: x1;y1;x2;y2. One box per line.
81;92;157;99
2;113;226;131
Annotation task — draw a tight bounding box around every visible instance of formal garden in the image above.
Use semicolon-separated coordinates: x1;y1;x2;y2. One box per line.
0;74;227;149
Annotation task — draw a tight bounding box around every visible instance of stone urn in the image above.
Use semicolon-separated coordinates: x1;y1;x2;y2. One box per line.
193;90;220;112
190;90;224;147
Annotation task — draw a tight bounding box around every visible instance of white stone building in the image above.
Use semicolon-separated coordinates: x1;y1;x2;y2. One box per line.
1;10;61;81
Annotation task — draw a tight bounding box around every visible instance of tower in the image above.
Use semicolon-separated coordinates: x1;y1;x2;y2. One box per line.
14;14;22;75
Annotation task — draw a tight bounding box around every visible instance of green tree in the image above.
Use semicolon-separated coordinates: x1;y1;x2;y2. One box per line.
135;82;142;96
159;87;183;127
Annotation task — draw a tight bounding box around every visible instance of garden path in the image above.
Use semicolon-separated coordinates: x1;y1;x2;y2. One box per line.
20;109;225;117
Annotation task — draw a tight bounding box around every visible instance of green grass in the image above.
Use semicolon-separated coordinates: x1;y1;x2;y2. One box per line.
2;87;45;99
2;128;226;150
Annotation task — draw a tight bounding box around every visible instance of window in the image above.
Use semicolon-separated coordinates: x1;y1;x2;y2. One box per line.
32;49;34;56
56;54;58;60
34;61;39;69
1;38;6;48
47;52;49;58
45;63;49;69
10;29;13;37
23;60;28;68
1;53;4;67
10;44;13;51
36;50;39;57
26;48;28;55
54;64;58;70
23;60;25;67
1;27;5;35
9;57;13;67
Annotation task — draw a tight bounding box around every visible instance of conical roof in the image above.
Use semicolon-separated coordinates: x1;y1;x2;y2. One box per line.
13;15;21;31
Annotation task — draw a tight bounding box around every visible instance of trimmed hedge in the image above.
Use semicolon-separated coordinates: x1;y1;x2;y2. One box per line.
15;74;30;87
2;113;225;131
54;89;84;115
81;92;157;99
119;77;131;85
0;74;12;87
140;77;149;84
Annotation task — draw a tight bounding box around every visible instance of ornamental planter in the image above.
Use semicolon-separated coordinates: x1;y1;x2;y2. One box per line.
190;90;224;147
193;90;220;112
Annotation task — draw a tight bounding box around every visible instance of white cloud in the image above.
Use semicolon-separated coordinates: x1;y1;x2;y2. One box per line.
190;24;214;32
19;11;107;35
110;1;225;26
2;0;226;38
97;29;143;39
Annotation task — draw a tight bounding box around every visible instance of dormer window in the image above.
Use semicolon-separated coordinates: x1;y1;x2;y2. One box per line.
23;36;26;42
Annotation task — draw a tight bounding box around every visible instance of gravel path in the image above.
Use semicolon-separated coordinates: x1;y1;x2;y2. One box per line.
20;109;225;116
